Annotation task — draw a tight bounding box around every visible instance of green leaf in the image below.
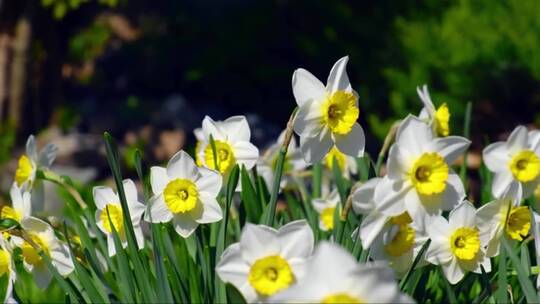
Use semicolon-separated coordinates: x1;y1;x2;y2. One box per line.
501;237;539;303
240;166;262;221
400;239;431;291
226;283;246;304
459;102;472;183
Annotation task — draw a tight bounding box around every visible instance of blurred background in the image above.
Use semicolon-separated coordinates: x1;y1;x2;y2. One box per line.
1;0;540;187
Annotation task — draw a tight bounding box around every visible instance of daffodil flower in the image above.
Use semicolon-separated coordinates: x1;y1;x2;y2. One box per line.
195;115;259;178
146;150;223;238
0;184;31;223
417;85;451;137
0;234;16;303
312;189;340;231
12;217;74;289
323;146;358;177
483;125;540;199
257;130;307;192
292;56;365;163
477;185;530;257
94;179;145;257
270;242;413;303
374;115;469;227
215;220;314;302
352;178;428;276
14;135;57;189
425;201;491;284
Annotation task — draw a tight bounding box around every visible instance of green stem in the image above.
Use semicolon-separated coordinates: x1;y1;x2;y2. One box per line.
40;169;87;209
460;102;472;183
375;120;400;176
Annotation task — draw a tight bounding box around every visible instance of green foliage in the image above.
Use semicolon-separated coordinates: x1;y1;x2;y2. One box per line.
41;0;118;20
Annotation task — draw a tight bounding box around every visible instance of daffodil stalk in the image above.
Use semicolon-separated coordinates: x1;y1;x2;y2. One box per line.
374;120;401;176
39;169;88;209
340;182;362;221
263;107;298;226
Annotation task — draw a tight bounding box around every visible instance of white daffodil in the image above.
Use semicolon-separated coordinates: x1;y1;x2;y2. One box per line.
374;115;469;227
0;184;31;223
215;220;314;302
323;146;358;177
270;241;413;303
257;130;307;191
0;234;16;303
352;178;427;276
14;135;57;189
94;179;145;257
477;185;530;257
146;150;223;238
12;217;74;289
195;115;259;179
292;56;365;163
483;125;540;199
532;211;540;288
417;85;450;137
312;189;340;231
425;201;491;284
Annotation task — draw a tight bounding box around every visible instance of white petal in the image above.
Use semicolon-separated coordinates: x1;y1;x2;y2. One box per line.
352;177;380;214
38;144;58;168
202;116;226;140
292;68;326;106
221;116;251;142
522;176;540;199
442;259;465;284
134;226;145;251
312;198;329;213
215;243;250;288
299;129;333;164
25;135;38;162
417;85;435;115
240;224;279;263
150;166;169;195
430;136;471;164
33;264;52;289
107;235;117;257
51;245;75;276
293;100;324;138
122;179;139;206
194;193;222;224
373;177;409;217
167;150;199;180
93;186;118;209
195;167;223;197
277;220;314;260
387;145;413;180
491;172;516;199
333;123;365;158
232;141;259;170
326;56;352;93
506;125;528;154
449;201;476;229
360;212;388;249
145;194;173;223
172;214;199;238
395;115;433;156
425;240;452;265
483;142;510;172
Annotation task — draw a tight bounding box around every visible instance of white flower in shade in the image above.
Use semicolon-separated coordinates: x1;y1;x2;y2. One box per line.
323;146;358;177
425;201;491;284
312;189;340;231
215;220;314;302
14;135;57;188
0;234;16;303
270;242;413;303
257;131;307;191
292;56;365;163
374;115;469;227
12;217;74;289
532;211;540;288
195;115;259;178
1;184;31;223
483;125;540;199
476;185;530;257
417;85;451;137
94;179;146;257
352;178;428;276
146;150;223;238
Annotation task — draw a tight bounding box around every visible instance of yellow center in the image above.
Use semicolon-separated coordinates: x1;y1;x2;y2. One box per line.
14;155;34;187
100;204;124;233
0;249;10;277
434;103;450;137
449;227;480;260
321;91;359;135
409;152;449;195
321;206;336;230
502;206;531;241
203;140;236;174
1;206;22;222
384;223;415;257
163;179;199;213
248;255;294;296
390;212;413;225
509;150;540;183
21;233;50;266
322;293;363;304
324;146;347;172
